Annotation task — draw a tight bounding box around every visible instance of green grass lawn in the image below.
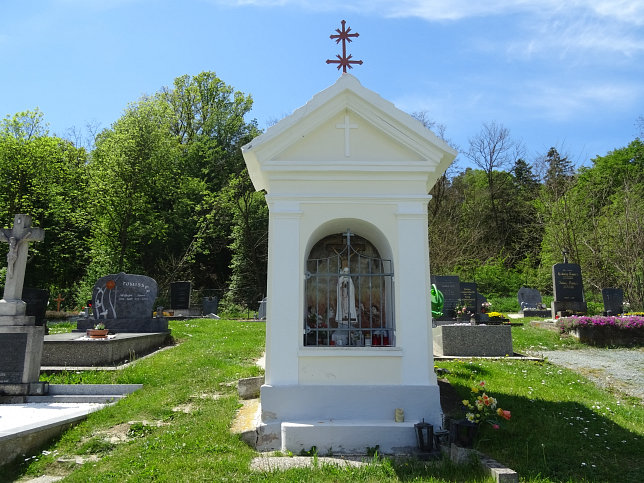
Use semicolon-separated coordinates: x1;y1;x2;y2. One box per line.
4;319;643;482
510;321;585;353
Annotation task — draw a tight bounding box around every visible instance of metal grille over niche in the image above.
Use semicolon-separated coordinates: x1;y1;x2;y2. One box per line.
304;230;395;347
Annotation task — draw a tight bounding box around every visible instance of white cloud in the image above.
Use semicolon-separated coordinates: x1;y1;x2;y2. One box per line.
514;81;643;121
213;1;644;57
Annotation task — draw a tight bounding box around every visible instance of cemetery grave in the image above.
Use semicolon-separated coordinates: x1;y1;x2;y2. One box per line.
430;277;515;357
517;287;551;318
0;215;48;400
551;260;587;318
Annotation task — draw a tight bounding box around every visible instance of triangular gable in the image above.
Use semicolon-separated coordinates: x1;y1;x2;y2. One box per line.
242;74;457;193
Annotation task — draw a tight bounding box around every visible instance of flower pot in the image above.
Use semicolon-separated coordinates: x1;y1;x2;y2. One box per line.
86;328;109;338
449;419;478;448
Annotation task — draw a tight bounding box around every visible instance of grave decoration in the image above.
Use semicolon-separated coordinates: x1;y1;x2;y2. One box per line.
76;272;168;333
430;284;444;318
459;282;478;319
449;381;511;448
431;275;461;320
0;214;48;398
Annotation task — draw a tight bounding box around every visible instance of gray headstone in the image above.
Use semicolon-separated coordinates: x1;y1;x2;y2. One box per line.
92;273;157;320
602;288;623;315
0;333;28;383
517;287;542;310
257;297;267;320
170;281;191;310
460;282;478;316
431;275;460;319
203;296;219;315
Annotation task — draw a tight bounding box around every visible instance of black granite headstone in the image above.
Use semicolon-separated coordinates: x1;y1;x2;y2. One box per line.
552;264;584;301
460;282;478;317
75;273;166;333
0;333;28;383
602;288;624;315
170;281;191;310
517;287;542;310
22;288;50;327
551;263;587;317
92;272;157;320
431;275;461;319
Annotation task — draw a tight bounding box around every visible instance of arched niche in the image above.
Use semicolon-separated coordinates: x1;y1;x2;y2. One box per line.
303;226;395;348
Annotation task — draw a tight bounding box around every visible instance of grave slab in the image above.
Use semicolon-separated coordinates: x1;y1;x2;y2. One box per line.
433;325;513;357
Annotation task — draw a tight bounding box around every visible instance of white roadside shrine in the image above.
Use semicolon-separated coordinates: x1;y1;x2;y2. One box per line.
242;74;457;453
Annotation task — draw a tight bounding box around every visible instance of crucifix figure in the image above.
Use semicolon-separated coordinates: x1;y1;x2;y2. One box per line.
326;20;363;73
0;214;45;303
54;293;66;312
336;114;358;157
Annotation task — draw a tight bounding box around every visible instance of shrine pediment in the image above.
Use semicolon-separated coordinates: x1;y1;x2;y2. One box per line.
274;109;425;163
242;74;457;193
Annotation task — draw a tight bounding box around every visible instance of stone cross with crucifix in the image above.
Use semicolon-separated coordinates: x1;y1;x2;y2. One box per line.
0;214;44;316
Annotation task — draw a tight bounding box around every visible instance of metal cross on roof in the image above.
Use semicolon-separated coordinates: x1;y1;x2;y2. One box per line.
326;20;363;73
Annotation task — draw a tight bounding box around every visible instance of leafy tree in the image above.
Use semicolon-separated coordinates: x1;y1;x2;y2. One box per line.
158;72;262;297
161;71;258;187
86;98;183;280
219;170;268;308
0;109;90;304
464;122;524;247
535;147;581;282
570;140;644;308
543;147;574;198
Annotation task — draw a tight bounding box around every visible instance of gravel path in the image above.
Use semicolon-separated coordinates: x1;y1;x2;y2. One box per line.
535;348;644;402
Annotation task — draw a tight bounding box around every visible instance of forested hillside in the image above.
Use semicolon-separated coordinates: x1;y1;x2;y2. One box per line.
1;72;642;311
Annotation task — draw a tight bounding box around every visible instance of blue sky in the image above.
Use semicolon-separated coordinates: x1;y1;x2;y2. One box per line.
2;0;643;169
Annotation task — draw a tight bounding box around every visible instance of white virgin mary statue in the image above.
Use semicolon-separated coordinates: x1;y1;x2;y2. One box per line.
336;267;357;324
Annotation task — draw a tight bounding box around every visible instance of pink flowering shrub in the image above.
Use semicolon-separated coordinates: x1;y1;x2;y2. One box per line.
556;315;644;333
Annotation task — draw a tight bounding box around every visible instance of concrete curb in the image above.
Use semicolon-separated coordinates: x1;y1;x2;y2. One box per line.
0;384;143;468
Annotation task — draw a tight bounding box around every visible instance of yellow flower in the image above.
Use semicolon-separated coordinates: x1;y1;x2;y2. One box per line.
462;400;470;407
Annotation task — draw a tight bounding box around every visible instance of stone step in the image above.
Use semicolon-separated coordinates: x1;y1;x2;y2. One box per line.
25;394;126;404
25;384;143;403
281;419;419;455
48;384;142;395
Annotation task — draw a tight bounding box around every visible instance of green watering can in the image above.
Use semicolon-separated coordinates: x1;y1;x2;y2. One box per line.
430;284;444;318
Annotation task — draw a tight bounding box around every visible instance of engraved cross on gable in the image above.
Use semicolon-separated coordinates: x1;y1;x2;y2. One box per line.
336;113;358;157
0;214;44;302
